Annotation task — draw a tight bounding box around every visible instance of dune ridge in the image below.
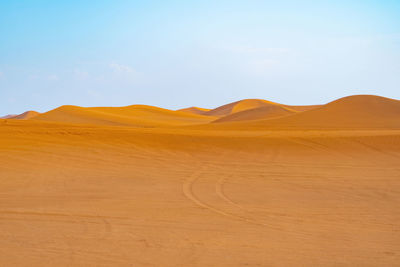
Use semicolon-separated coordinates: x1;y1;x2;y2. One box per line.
204;99;282;116
2;95;396;130
178;106;210;115
10;110;40;120
32;104;216;127
204;98;321;117
16;94;400;129
214;105;297;123
0;114;17;119
202;95;400;130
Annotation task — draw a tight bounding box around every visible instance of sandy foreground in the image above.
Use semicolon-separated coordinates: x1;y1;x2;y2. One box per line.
0;120;399;266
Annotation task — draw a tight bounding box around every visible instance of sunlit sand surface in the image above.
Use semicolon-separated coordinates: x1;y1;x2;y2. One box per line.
0;95;399;266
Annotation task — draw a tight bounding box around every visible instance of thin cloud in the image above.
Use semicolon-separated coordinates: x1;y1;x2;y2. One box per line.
109;63;137;74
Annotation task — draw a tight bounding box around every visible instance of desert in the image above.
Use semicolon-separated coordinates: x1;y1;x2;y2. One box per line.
0;95;399;266
2;0;399;265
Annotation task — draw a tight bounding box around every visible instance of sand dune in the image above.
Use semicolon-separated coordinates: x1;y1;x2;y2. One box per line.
0;94;399;266
285;104;322;112
0;114;17;119
8;110;40;120
204;99;281;116
206;95;400;130
178;106;210;115
204;99;320;118
214;105;296;123
32;104;216;127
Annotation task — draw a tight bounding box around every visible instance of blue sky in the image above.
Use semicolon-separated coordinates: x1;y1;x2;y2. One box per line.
1;0;399;115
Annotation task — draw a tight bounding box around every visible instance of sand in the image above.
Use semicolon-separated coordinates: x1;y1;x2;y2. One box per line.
0;95;399;266
197;95;400;130
203;99;320;117
0;114;17;119
1;111;40;120
213;105;296;123
32;105;216;127
204;99;284;116
178;107;210;115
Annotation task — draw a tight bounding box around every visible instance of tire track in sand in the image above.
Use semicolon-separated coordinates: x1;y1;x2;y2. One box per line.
215;146;280;214
182;158;275;227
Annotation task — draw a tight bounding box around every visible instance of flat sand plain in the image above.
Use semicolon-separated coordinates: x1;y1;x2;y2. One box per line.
0;95;399;266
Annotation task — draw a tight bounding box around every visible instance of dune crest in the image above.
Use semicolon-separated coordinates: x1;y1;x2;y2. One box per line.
204;98;321;119
32;104;216;127
178;106;210;115
10;110;40;120
214;95;400;129
214;105;296;123
0;114;17;119
284;104;322;112
204;99;281;116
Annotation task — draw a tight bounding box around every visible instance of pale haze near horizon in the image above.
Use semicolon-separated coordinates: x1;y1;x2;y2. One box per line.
0;0;399;115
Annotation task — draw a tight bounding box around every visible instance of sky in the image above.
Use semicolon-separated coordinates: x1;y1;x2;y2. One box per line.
1;0;400;115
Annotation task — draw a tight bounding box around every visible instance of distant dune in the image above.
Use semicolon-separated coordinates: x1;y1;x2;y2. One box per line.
284;104;322;112
212;95;400;130
18;95;400;129
204;99;320;118
10;110;40;120
178;106;210;115
204;99;278;116
32;104;216;127
0;114;17;119
0;111;39;120
214;105;296;123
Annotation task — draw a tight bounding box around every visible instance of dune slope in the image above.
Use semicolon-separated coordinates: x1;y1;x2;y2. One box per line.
32;105;216;127
204;98;320;119
211;95;400;130
10;110;40;120
284;104;322;112
204;99;280;116
178;106;210;115
0;114;17;119
214;105;296;123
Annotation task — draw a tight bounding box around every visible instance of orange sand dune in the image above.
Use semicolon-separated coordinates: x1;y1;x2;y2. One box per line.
204;99;320;117
0;114;17;119
178;106;210;115
204;99;282;116
205;95;400;130
8;110;40;120
32;104;216;127
285;104;322;112
214;104;296;123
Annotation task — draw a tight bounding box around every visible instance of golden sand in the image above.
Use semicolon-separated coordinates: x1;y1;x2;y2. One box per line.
0;95;399;266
